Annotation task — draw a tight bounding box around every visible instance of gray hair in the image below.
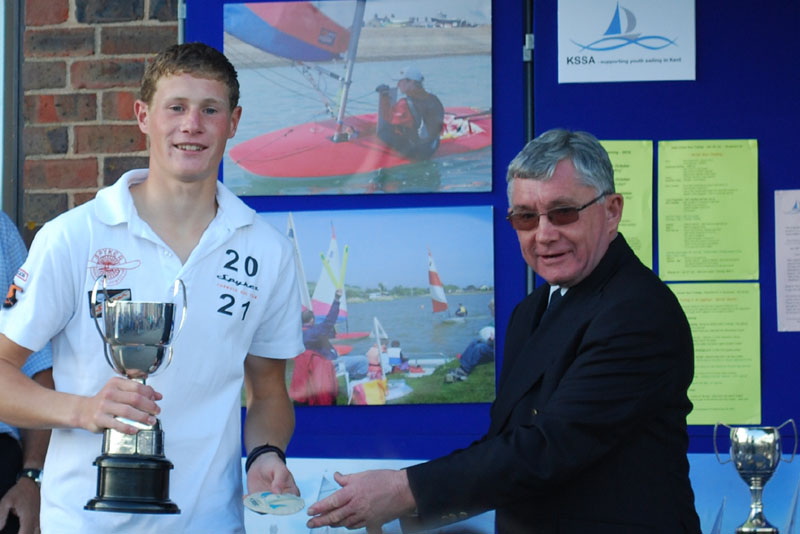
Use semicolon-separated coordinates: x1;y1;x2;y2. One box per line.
506;129;615;205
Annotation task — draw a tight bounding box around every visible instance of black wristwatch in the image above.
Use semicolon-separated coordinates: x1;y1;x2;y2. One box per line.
18;468;43;486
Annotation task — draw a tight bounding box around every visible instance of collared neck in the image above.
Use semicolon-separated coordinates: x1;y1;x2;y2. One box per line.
94;169;257;232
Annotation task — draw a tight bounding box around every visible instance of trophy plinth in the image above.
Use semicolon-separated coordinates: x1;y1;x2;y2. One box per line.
714;420;797;534
85;278;185;514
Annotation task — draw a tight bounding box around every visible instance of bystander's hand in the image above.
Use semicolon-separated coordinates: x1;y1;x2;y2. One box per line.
0;475;40;534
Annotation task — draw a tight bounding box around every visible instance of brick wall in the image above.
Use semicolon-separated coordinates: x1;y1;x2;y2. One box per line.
20;0;178;244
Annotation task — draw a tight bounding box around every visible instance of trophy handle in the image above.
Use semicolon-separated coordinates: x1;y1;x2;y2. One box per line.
90;276;119;372
777;418;798;463
713;422;733;464
157;279;186;373
172;279;187;339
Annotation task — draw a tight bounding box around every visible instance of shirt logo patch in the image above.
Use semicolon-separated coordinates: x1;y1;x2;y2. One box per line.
15;268;29;283
88;248;141;285
3;283;22;308
87;288;132;318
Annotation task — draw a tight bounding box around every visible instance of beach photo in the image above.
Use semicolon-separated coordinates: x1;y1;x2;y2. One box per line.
223;0;492;195
260;206;496;405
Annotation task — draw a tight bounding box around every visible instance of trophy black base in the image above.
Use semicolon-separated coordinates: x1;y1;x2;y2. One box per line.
85;454;180;514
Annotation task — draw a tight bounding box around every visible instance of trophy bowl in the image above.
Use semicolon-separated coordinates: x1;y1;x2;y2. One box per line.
85;277;186;514
714;420;797;534
101;300;176;380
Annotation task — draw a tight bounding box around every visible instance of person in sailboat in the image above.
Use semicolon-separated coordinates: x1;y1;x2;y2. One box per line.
302;289;342;361
375;66;444;160
302;289;368;380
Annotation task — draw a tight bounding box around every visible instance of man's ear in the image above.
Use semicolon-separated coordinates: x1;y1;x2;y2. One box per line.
134;100;149;134
228;106;243;139
606;193;624;228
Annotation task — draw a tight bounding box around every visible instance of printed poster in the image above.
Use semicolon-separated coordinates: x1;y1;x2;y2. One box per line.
670;282;761;425
775;189;800;332
260;206;496;406
600;140;653;268
658;140;759;281
558;0;696;83
223;0;492;195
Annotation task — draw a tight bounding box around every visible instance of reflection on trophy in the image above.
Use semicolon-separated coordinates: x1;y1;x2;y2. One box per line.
714;419;797;533
85;276;186;514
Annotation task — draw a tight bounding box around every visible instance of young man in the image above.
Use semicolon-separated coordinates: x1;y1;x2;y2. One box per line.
307;129;701;533
0;43;305;533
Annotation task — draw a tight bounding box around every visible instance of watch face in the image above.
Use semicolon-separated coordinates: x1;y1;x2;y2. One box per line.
20;468;42;485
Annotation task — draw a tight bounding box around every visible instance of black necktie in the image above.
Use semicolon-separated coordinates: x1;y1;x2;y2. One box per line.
547;289;563;311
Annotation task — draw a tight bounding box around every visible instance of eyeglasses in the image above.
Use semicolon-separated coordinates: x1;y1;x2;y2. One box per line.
506;192;610;231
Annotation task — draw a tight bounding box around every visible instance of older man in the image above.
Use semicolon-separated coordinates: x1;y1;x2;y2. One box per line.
307;129;701;533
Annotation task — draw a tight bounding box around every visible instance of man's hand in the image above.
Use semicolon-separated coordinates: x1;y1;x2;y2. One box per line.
375;84;390;93
77;376;162;434
246;452;299;496
0;476;40;534
306;469;416;531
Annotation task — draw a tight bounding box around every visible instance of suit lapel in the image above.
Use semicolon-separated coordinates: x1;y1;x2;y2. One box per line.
490;289;583;434
489;235;634;435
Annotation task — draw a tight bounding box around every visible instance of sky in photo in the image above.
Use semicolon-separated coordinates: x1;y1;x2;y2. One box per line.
259;205;495;289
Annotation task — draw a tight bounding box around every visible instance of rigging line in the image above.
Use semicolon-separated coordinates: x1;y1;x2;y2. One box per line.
227;52;347;119
225;50;328;102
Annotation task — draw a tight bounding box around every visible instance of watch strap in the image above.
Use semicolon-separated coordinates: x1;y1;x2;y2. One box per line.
18;468;42;485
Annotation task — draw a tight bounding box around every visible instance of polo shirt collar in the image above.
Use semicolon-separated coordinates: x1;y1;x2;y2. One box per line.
94;169;256;231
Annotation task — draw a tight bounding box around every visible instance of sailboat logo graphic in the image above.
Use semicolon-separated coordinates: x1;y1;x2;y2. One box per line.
571;2;676;52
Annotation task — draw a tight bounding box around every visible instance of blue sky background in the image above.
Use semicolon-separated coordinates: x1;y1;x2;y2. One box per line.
258;206;495;289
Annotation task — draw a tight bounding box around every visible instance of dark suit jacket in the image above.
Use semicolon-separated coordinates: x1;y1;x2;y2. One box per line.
406;235;701;534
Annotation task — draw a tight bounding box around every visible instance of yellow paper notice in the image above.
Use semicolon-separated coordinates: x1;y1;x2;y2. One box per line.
600;140;654;268
670;282;761;425
658;140;759;281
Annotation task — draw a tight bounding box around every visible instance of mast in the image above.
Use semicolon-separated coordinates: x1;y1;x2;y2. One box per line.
332;0;366;142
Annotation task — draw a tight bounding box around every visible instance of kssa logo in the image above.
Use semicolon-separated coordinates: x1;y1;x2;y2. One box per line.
88;248;141;285
569;2;675;56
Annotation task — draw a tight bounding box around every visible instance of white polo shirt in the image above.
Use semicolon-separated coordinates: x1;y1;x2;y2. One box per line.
0;170;304;533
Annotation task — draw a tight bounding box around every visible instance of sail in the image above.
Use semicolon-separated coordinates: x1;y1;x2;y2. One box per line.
603;2;636;36
709;497;724;534
428;248;448;313
785;480;800;534
286;213;312;311
603;2;622;36
312;222;348;321
224;2;350;62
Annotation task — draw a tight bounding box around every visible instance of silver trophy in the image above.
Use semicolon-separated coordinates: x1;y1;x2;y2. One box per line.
714;419;797;533
85;276;186;514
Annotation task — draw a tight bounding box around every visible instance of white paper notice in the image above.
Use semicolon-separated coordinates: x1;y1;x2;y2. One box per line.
775;189;800;331
557;0;696;83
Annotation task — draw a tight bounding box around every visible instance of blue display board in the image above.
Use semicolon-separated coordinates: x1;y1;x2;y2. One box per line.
533;1;800;452
186;0;526;459
187;0;800;461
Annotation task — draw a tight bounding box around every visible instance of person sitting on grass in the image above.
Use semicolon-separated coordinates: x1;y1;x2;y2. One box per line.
445;326;494;383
